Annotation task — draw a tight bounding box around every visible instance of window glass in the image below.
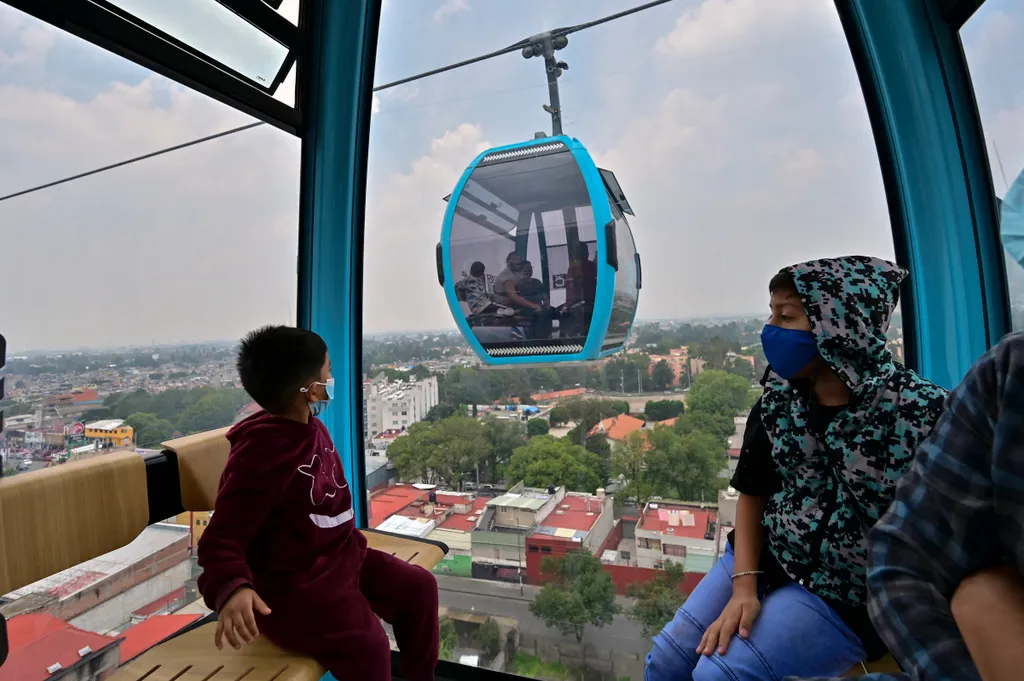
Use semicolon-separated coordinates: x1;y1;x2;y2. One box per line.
0;2;298;665
448;148;598;348
366;1;900;677
961;0;1024;330
603;198;640;351
104;0;291;88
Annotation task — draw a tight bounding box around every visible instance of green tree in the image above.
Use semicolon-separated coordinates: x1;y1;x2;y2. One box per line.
441;367;489;412
689;337;737;371
650;359;675;391
124;412;177;448
561;399;628;447
626;560;688;638
176;390;249;435
644;400;685;423
481;416;527;483
603;355;652;392
686;370;755;417
475;618;502;660
439;616;458;661
583;434;613;484
548;406;570;426
612;431;666;508
526;418;551;438
646;427;726;501
505;436;602;493
673;410;736;444
531;551;618;643
409;364;433;380
724;357;755;381
425;403;460;422
389;416;493;489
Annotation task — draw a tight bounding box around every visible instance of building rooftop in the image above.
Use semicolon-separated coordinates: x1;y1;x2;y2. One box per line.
639;503;714;540
537;494;603;532
84;418;126;431
369;485;429;528
0;613;119;681
3;524;188;604
375;514;436;538
589;414;646;441
118;614;202;663
428;527;472;552
372;429;404;440
487;493;547;511
437;496;489;532
530;387;587;402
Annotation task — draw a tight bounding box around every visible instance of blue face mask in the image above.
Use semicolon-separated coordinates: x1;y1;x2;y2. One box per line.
761;324;819;379
307;378;335;417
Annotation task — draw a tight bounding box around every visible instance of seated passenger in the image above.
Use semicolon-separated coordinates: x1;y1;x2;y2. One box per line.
456;261;502;316
561;241;597;337
197;326;439;681
493;251;540;313
801;332;1024;681
644;256;947;681
517;261;557;338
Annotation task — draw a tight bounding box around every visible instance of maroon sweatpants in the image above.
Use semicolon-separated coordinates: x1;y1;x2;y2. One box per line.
256;547;440;681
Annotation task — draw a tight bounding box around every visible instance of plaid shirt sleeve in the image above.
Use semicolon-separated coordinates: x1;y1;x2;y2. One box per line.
791;347;1003;681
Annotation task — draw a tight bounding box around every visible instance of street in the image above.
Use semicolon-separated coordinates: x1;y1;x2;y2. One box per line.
435;574;652;656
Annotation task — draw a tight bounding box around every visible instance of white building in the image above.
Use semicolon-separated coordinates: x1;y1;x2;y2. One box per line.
364;376;439;444
635;501;719;573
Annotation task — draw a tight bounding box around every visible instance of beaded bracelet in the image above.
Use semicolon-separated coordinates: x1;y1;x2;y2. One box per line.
732;570;763;580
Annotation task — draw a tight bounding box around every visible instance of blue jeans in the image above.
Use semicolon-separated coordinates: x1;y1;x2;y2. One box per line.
646;543;866;681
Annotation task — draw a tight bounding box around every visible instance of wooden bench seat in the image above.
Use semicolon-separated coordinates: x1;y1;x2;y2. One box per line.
111;529;444;681
0;428;446;681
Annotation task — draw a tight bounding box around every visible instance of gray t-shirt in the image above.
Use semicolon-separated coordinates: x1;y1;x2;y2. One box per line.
493;267;519;307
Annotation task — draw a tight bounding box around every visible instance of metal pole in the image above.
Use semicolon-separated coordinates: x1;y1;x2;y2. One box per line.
542;37;563;136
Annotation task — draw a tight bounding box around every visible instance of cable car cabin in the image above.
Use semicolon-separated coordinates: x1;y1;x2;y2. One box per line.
437;135;641;365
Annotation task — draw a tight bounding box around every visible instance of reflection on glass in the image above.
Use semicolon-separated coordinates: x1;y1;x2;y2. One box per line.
449;147;598;352
105;0;290;87
961;0;1024;330
603;199;639;351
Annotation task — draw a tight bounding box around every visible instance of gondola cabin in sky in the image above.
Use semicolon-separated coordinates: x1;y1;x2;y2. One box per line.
434;27;641;365
437;135;640;365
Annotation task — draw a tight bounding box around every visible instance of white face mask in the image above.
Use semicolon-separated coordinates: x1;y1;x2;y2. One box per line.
303;377;335;417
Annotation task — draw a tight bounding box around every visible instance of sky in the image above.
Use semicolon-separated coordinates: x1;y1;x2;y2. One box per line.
0;0;1022;352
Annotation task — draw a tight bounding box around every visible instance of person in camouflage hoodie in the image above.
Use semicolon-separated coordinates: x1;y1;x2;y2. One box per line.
644;256;947;681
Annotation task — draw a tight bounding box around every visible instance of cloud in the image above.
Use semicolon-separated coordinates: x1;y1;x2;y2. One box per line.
0;12;299;351
433;0;469;24
655;0;834;59
363;123;490;333
587;0;896;321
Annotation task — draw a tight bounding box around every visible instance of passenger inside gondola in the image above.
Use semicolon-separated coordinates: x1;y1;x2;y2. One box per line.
561;241;597;337
456;261;503;317
517;261;556;338
493;252;537;312
644;256;948;681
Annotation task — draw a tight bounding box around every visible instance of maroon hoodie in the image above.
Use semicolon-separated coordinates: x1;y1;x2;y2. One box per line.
197;410;367;612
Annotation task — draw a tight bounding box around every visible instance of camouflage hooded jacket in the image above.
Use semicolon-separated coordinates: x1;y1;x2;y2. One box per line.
760;256;947;607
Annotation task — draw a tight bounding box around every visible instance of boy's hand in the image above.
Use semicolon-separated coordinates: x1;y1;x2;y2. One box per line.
215;587;272;650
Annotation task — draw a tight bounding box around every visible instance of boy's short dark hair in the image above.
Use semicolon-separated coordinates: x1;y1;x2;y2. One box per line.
237;325;327;414
769;269;798;295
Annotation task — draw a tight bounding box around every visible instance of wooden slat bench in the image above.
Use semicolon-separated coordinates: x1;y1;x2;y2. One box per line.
0;428;446;681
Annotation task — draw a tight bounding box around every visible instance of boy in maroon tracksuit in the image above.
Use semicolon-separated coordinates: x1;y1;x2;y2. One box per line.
197;325;439;681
